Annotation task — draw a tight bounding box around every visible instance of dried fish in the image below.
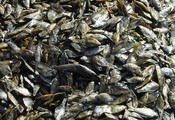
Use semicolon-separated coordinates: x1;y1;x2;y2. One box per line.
0;64;11;78
7;92;24;113
123;63;142;76
81;93;97;104
109;94;129;105
137;81;159;93
93;105;126;118
84;45;106;56
0;0;174;119
0;89;7;100
76;110;93;120
53;64;99;80
161;67;174;78
23;97;33;111
138;25;158;42
54;98;67;120
91;8;109;28
95;93;113;104
14;86;31;96
169;92;175;109
128;107;158;118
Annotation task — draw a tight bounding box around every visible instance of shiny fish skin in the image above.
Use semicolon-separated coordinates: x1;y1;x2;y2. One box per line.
52;64;99;80
0;89;7;100
128;107;158;118
93;105;126;118
123;63;142;76
84;45;106;56
137;81;159;93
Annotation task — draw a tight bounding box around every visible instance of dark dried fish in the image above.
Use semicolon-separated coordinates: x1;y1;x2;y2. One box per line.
53;64;99;80
0;0;174;119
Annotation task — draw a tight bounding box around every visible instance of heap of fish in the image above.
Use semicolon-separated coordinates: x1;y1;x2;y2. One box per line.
0;0;175;119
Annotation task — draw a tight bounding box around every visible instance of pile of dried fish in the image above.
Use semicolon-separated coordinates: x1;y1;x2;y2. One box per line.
0;0;175;119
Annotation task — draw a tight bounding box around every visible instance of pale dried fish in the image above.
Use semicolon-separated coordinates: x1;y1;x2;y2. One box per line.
7;92;24;113
93;105;126;118
0;89;7;100
137;81;159;93
128;107;158;118
54;98;67;120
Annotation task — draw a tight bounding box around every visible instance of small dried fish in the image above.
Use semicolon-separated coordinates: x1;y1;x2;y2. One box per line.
93;105;126;118
23;97;33;111
54;98;67;120
169;92;175;109
0;0;174;119
7;92;24;113
53;64;99;80
14;87;31;96
95;93;113;104
76;110;93;120
0;89;7;100
123;63;142;76
128;107;158;118
137;81;159;93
